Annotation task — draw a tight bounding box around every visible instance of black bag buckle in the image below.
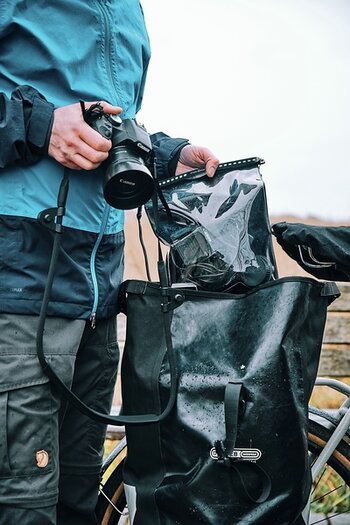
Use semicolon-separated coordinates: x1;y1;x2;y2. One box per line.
160;286;185;312
37;206;65;233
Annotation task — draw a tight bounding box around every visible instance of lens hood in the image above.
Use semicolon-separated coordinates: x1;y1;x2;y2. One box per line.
104;162;154;210
103;147;154;210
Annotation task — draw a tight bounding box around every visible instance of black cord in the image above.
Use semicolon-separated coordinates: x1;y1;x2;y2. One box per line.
36;170;177;425
80;100;104;123
137;206;152;281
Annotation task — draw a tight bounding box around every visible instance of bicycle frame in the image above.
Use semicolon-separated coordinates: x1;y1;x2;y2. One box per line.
303;377;350;523
311;377;350;480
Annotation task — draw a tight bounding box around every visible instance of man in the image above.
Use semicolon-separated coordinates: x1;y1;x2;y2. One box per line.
0;2;219;524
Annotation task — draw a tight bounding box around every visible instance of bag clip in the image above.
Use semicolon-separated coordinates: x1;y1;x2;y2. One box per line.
37;207;65;233
160;287;185;312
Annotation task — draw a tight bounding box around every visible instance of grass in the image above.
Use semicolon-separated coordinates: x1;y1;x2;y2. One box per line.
104;437;120;458
310;377;350;409
312;467;350;516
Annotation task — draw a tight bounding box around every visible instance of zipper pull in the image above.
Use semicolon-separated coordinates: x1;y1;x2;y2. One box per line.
90;312;97;329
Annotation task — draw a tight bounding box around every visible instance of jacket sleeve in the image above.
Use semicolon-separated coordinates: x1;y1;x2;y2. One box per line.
272;221;350;281
0;85;54;168
150;132;189;181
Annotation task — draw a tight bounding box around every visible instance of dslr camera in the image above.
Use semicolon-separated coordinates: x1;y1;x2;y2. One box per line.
83;102;154;210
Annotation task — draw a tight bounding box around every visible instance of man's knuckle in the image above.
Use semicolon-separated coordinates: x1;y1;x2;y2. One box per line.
88;151;101;164
97;137;111;151
65;136;76;149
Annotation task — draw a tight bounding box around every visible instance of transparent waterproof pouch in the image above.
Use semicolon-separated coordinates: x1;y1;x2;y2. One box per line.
145;157;278;292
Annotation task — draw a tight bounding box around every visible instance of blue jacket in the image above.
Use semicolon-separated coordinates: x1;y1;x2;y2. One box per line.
0;1;188;320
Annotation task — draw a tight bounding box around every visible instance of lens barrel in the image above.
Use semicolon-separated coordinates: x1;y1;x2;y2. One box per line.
103;146;154;210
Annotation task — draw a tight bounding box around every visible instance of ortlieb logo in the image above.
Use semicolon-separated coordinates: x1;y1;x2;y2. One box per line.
210;447;262;462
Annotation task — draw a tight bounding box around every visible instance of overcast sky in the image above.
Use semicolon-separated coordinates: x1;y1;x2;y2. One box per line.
138;0;350;222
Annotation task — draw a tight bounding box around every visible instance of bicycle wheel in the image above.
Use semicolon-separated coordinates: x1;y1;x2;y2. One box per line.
308;412;350;524
96;437;128;525
96;415;350;525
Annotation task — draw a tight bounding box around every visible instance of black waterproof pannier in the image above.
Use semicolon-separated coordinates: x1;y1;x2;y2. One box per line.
119;276;338;525
117;159;339;524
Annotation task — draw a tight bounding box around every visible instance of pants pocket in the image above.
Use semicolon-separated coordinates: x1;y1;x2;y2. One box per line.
0;378;57;478
0;392;10;476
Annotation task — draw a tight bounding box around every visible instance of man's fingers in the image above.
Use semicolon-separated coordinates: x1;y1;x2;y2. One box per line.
205;157;220;177
76;139;110;164
80;125;112;152
178;145;220;177
82;101;122;151
61;159;82;170
48;100;123;170
98;101;123;115
49;132;109;169
70;152;104;171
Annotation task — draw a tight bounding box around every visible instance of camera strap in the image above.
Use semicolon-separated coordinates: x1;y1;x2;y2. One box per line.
36;169;178;426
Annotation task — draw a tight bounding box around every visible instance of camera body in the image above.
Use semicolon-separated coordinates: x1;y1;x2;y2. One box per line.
84;103;154;209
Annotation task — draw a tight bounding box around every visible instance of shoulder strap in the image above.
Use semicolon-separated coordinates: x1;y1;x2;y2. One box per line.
36;172;178;426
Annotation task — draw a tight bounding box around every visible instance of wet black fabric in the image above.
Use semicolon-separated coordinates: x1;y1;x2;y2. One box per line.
120;277;339;525
272;222;350;281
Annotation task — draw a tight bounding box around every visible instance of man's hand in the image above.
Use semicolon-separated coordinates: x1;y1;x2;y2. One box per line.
175;144;219;178
48;101;122;170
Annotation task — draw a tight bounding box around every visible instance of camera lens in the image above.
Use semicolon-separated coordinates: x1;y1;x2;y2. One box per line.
103;146;155;210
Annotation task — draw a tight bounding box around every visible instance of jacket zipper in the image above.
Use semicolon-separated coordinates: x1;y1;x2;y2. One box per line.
96;0;120;105
90;204;111;327
90;1;118;327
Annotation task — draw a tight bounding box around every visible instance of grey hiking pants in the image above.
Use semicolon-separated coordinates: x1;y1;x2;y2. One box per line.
0;313;119;525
